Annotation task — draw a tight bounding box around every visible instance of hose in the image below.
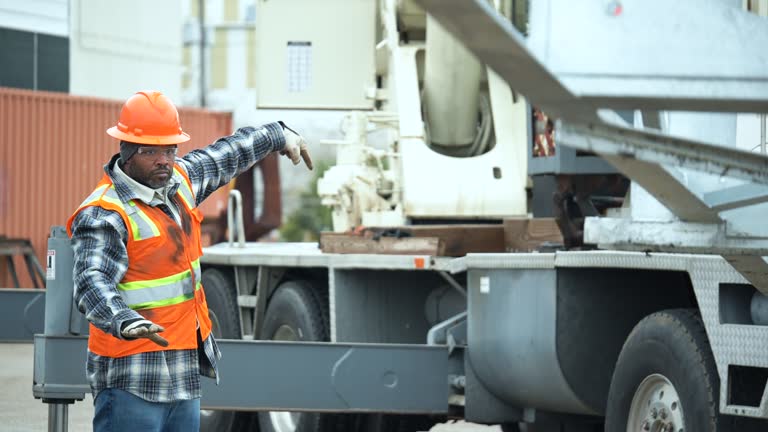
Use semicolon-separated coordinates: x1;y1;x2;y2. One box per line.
423;90;494;157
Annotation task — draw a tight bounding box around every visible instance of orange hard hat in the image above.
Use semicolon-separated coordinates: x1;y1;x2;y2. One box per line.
107;91;190;145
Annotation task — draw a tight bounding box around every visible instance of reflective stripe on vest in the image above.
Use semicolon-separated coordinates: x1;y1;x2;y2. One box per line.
118;259;202;310
126;201;161;240
76;184;109;208
87;186;161;241
173;168;195;210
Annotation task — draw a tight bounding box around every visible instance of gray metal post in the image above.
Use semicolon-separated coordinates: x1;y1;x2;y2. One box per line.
44;226;77;336
40;226;83;432
43;226;87;335
47;403;69;432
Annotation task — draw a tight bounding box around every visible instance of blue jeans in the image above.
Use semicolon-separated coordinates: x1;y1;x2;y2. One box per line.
93;388;200;432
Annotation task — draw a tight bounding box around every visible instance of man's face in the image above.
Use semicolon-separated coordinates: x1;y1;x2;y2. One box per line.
123;145;177;189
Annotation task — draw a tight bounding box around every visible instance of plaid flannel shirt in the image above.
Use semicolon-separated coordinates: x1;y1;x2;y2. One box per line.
70;123;286;402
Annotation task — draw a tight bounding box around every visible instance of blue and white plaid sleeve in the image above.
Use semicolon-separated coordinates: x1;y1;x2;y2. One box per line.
70;206;144;338
177;122;286;206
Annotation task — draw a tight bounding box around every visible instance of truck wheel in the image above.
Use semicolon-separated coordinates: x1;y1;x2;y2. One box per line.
605;309;729;432
201;268;256;432
258;280;332;432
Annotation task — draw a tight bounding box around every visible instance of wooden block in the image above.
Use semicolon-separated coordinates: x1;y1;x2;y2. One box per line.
320;224;509;256
404;225;506;256
320;232;444;255
503;218;564;252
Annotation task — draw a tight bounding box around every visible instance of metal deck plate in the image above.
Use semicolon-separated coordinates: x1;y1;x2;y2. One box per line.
202;242;453;271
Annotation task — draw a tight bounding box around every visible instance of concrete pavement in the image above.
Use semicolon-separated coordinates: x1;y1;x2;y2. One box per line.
0;343;93;432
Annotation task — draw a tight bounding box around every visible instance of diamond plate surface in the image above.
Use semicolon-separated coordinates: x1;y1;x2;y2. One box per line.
552;250;768;418
687;259;768;418
331;254;435;270
202;242;330;267
554;250;695;271
462;253;555;270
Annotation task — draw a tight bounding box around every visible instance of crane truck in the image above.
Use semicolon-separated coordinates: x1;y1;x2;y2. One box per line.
31;1;768;432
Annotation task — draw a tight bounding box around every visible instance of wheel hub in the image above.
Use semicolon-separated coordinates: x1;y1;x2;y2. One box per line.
627;374;684;432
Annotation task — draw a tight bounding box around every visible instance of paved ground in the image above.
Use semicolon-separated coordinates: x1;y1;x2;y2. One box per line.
0;343;93;432
1;342;501;431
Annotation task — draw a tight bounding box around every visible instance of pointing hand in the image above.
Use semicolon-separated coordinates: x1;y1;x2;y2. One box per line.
280;123;314;170
121;319;169;347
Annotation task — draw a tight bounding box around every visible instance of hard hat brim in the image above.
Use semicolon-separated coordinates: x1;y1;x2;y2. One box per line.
107;126;191;145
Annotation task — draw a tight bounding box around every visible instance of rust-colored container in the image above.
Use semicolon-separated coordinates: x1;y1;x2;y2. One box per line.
0;88;238;288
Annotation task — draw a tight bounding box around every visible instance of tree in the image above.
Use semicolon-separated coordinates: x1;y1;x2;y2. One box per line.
279;161;332;241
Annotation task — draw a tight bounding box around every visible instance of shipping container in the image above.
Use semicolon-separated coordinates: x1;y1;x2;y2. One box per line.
0;87;236;287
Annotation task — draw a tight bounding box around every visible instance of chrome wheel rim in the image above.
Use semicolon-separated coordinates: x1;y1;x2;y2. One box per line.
627;373;684;432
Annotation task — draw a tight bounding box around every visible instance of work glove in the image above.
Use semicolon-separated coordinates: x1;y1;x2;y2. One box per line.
121;319;169;347
279;121;314;170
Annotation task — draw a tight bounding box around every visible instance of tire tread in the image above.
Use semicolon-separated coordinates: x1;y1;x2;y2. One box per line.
605;308;722;431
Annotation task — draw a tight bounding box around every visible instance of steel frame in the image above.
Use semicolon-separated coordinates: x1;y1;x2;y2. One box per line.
416;0;768;118
415;0;768;292
32;336;452;413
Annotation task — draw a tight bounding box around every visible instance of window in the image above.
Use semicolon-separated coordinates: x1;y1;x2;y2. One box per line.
0;28;69;92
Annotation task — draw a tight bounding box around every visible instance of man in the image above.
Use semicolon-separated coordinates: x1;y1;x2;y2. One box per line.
66;90;312;431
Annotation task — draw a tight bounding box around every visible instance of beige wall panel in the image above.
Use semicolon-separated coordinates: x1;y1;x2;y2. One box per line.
256;0;376;109
211;29;229;89
247;29;257;88
224;0;239;21
182;46;193;89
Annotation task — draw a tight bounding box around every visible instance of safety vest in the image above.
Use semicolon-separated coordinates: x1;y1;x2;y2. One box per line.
66;164;213;358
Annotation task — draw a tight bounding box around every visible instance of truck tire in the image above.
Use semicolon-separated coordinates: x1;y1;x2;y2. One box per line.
258;280;335;432
200;268;256;432
258;281;439;432
605;309;728;432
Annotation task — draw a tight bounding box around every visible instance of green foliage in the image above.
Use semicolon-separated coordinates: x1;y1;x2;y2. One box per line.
279;161;333;242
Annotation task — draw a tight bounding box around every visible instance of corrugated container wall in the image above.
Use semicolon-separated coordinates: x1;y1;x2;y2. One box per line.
0;88;233;288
